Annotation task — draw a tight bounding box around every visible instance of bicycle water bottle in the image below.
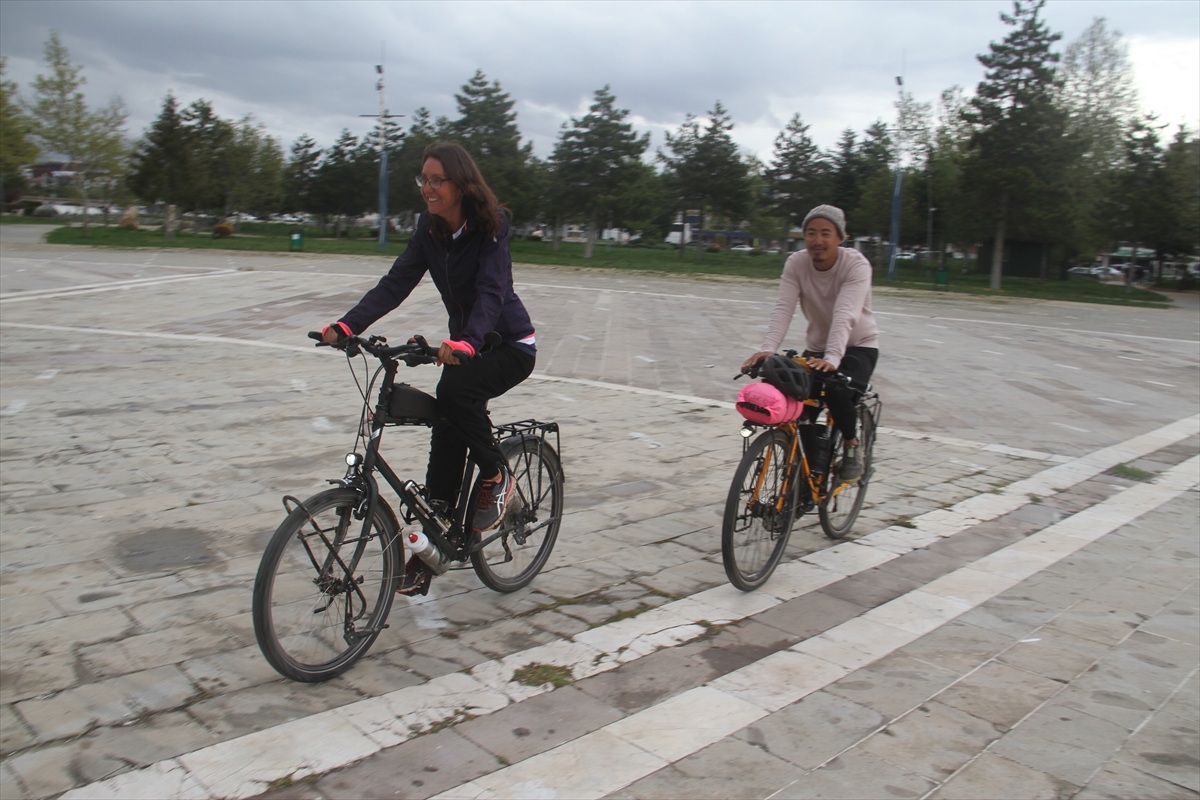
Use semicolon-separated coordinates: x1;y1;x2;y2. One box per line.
406;531;450;575
810;428;833;474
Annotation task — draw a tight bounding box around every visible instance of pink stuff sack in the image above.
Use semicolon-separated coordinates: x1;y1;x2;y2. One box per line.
736;382;803;425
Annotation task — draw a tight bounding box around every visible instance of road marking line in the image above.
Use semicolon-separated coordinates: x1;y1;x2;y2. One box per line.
1098;397;1137;405
0;270;241;302
61;417;1199;800
875;310;1199;345
1146;380;1176;387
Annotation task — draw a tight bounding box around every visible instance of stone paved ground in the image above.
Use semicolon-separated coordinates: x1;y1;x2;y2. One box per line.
1;234;1197;799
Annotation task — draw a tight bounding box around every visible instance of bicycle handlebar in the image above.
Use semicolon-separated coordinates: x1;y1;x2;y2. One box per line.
734;357;870;393
307;329;503;366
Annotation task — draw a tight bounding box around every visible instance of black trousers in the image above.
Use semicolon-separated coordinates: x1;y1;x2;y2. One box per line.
425;344;536;506
802;347;879;441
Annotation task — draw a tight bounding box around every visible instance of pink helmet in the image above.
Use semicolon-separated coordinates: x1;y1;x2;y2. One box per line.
736;382;803;425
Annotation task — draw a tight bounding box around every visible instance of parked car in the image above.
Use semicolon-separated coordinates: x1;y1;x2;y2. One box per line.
730;244;754;252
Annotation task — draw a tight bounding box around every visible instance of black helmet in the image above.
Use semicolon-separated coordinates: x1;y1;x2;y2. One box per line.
761;354;811;401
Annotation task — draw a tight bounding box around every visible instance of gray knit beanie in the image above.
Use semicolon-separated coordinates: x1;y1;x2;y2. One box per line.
801;205;846;238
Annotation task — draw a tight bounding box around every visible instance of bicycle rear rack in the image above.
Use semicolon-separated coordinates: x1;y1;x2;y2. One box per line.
493;419;561;466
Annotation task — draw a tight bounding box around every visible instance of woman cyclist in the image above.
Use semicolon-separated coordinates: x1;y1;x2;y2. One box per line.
321;142;536;592
742;204;879;482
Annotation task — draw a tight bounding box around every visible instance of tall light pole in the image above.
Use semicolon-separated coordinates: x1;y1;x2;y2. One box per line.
886;75;905;282
360;45;402;251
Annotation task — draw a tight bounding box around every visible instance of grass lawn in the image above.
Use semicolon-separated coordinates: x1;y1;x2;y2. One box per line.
41;224;1175;308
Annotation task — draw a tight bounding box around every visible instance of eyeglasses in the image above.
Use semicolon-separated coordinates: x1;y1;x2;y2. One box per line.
415;175;450;189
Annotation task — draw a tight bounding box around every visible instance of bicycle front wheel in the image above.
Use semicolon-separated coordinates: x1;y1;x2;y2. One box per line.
253;488;401;682
819;404;875;539
722;429;797;591
470;436;564;593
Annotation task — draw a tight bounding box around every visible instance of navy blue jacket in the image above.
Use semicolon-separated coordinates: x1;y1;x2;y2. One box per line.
339;213;534;353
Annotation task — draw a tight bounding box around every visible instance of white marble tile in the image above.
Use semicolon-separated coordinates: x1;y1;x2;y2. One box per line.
181;708;380;799
863;590;972;636
794;634;882;670
914;509;976;537
1006;532;1085;560
709;649;848;712
952;493;1026;521
607;685;766;762
572;606;696;652
464;728;666;800
340;672;509;747
920;567;1021;606
801;542;895;575
612;623;708;664
690;583;786;617
766;560;846;599
471;639;606;700
969;547;1059;581
429;781;497;800
814;616;922;659
60;760;210;800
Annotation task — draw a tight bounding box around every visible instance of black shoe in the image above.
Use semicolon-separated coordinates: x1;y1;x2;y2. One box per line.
472;468;514;533
840;444;863;483
396;554;431;596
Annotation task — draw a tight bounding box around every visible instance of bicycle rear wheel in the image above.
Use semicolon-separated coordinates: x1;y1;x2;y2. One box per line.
818;404;876;539
253;488;401;682
722;428;797;591
469;436;563;592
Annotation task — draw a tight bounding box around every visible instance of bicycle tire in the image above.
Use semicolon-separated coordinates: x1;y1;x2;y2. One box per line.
818;405;875;539
253;488;401;682
469;436;563;592
722;428;797;591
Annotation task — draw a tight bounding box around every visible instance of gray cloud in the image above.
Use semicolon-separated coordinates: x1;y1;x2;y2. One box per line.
2;0;1195;163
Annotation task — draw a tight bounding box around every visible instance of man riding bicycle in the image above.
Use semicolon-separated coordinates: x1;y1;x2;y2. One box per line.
742;204;879;482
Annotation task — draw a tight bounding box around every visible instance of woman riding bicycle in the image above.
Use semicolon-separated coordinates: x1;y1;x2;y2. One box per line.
742;204;879;482
321;142;536;590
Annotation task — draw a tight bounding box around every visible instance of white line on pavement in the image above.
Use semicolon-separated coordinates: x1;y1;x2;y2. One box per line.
61;416;1199;800
875;310;1200;345
0;270;242;302
0;321;312;352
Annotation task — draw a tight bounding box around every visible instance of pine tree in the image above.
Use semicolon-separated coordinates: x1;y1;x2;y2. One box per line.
765;113;828;230
283;134;321;214
962;0;1072;289
660;102;751;259
447;70;539;222
128;93;190;210
830;129;860;215
549;86;650;256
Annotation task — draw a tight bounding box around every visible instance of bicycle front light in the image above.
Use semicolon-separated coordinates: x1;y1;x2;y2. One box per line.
345;452;363;467
741;425;754;438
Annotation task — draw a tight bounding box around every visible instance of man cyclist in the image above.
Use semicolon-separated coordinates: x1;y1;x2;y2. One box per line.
742;204;879;481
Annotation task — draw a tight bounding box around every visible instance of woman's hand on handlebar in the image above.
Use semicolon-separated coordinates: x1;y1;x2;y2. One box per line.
437;341;462;366
321;322;350;344
741;351;771;373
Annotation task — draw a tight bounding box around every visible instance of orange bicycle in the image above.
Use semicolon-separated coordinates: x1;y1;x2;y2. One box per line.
722;355;881;591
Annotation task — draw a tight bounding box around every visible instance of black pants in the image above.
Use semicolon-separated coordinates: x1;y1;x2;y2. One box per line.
802;347;879;441
426;344;536;506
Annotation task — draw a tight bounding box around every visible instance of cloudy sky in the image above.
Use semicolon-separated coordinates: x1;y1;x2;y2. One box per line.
2;0;1197;163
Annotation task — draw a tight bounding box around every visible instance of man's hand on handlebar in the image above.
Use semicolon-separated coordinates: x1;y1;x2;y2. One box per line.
741;351;771;373
807;356;836;372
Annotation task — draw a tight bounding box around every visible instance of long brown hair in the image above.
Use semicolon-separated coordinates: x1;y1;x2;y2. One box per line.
422;142;506;240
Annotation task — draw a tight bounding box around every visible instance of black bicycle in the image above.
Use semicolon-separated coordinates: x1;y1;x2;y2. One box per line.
722;355;882;591
252;333;563;682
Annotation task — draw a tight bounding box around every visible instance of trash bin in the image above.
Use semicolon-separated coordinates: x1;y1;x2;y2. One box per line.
290;231;303;251
935;267;949;289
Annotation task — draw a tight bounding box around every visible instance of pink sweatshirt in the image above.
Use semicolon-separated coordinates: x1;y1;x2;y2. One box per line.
760;247;880;368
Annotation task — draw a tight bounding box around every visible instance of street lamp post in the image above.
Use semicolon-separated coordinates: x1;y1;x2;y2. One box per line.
886;75;904;282
360;46;403;251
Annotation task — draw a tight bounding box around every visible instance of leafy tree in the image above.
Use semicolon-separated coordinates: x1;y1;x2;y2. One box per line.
1057;17;1140;256
228;117;284;222
927;87;975;257
27;31;127;237
549;85;651;256
178;99;234;228
447;70;540;222
1164;126;1200;258
962;0;1072;289
1;58;38;206
659;102;752;259
1108;116;1175;267
764;113;828;236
